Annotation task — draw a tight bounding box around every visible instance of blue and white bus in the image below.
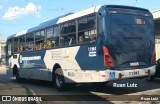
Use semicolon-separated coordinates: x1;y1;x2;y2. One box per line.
6;5;156;91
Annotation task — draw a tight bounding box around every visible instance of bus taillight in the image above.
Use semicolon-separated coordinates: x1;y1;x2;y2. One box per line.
103;46;114;68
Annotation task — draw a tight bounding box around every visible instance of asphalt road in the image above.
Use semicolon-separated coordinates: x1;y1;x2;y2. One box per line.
0;66;160;104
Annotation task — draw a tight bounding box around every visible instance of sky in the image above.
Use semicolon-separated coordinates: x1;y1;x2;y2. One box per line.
0;0;160;40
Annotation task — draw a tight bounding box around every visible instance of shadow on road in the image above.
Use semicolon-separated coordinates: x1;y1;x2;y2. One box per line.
9;77;160;95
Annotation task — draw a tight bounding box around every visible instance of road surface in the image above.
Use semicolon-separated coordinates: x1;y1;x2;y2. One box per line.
0;66;160;104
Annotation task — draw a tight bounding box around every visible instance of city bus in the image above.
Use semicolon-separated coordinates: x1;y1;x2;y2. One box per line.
6;5;156;91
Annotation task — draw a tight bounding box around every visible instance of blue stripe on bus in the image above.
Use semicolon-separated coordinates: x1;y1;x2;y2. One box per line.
19;50;46;69
75;44;106;70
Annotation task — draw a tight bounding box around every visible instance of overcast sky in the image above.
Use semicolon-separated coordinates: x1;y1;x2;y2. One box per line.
0;0;160;40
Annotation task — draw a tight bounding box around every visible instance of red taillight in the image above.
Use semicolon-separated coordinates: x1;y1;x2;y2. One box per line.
103;46;114;68
109;10;117;14
151;49;156;65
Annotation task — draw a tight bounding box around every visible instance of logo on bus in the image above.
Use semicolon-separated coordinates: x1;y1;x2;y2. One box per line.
63;49;70;58
88;47;96;57
21;56;41;61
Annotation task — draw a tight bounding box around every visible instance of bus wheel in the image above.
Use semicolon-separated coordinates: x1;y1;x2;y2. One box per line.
146;76;155;81
54;68;66;91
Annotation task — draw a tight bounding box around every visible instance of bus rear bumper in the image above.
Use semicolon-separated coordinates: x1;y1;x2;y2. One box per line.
99;65;156;82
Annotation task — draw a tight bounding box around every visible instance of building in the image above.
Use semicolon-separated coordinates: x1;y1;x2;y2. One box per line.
0;40;6;60
152;9;160;20
152;10;160;61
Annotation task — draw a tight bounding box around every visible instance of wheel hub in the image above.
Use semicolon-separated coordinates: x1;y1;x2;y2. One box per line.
56;74;63;87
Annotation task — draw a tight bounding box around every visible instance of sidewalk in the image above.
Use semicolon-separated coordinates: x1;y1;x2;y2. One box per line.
0;66;37;104
0;82;31;95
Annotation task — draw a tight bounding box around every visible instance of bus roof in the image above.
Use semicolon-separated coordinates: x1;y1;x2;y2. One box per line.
7;4;150;40
57;5;102;24
7;34;16;40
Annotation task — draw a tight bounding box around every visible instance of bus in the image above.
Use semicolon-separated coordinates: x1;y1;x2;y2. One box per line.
6;5;156;91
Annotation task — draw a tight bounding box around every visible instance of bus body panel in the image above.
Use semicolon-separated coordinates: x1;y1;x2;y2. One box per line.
7;46;156;83
8;44;104;82
8;53;156;83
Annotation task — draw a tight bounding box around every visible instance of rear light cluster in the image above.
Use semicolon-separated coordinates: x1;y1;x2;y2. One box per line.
103;46;114;68
109;10;117;14
119;73;124;78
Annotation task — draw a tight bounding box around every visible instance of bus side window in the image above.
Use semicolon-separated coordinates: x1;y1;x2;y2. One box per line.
79;35;85;44
13;37;18;53
46;39;56;48
26;33;34;51
60;34;76;46
19;36;25;52
78;14;96;44
85;30;97;43
35;30;45;50
60;21;76;46
46;26;59;48
68;34;76;45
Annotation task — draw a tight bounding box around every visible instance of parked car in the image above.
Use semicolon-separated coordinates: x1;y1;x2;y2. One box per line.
147;59;160;81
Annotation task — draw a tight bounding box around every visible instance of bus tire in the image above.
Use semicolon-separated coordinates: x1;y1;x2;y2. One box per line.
54;68;66;91
146;76;155;81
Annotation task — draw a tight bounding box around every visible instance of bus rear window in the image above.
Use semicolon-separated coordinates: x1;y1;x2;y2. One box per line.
111;14;146;25
135;18;145;25
110;13;153;39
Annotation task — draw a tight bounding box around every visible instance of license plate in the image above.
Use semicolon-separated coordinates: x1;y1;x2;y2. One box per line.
130;62;139;66
129;71;139;76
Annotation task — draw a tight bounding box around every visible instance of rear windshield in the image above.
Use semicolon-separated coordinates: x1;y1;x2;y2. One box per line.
109;10;154;52
111;14;146;25
110;13;153;37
